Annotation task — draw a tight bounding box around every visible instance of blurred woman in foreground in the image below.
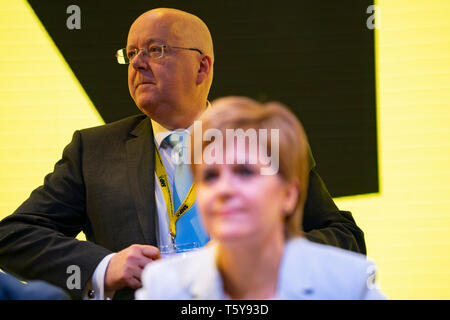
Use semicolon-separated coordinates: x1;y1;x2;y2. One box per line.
136;96;386;300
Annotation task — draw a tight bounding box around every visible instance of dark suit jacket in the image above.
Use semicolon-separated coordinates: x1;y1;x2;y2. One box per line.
0;115;365;299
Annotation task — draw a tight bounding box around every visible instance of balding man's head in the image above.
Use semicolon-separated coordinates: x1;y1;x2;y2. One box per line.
126;8;214;129
134;8;214;62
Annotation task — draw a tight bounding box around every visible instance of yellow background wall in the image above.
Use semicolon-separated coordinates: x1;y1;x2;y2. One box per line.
0;0;449;299
335;0;450;299
0;0;103;226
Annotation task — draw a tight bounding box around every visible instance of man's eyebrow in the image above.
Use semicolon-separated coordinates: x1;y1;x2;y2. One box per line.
126;38;165;50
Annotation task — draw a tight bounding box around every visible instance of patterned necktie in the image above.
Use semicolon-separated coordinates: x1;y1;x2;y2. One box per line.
165;132;193;211
163;131;209;249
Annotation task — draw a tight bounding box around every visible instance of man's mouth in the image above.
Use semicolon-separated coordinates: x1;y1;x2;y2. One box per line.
136;81;155;89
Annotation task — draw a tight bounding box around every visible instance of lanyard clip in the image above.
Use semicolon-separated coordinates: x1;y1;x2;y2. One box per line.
171;233;177;251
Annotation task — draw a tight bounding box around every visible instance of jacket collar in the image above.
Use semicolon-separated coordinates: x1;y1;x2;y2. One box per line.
129;115;151;137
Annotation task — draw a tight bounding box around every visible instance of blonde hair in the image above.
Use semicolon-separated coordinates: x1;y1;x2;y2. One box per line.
191;96;310;238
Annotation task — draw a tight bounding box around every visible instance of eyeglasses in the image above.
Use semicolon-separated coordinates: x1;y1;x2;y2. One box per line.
115;43;203;64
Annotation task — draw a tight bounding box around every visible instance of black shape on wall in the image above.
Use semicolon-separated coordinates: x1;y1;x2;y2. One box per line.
27;0;378;198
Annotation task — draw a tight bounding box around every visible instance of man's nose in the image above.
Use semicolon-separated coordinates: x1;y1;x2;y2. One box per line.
131;50;148;70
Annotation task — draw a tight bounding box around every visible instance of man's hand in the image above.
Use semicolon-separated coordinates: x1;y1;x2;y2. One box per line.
104;244;161;291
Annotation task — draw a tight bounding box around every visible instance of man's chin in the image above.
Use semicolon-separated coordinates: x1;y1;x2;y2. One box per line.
136;101;172;124
135;98;157;115
134;98;183;129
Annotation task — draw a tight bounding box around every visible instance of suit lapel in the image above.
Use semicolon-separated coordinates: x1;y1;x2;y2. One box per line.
125;117;157;245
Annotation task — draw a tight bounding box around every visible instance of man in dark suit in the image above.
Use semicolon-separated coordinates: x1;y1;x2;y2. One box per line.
0;8;365;300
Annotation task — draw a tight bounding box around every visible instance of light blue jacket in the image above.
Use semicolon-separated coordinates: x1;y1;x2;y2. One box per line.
0;271;70;300
135;237;386;300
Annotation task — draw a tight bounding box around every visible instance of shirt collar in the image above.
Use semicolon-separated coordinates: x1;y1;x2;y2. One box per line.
152;101;211;149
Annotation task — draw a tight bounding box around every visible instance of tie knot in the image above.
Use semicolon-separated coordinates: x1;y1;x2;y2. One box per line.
164;130;190;165
165;131;189;149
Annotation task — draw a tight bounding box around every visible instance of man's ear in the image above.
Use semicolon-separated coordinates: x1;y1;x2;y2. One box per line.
196;55;212;85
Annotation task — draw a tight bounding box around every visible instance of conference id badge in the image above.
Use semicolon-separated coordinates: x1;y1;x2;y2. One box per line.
161;203;210;258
